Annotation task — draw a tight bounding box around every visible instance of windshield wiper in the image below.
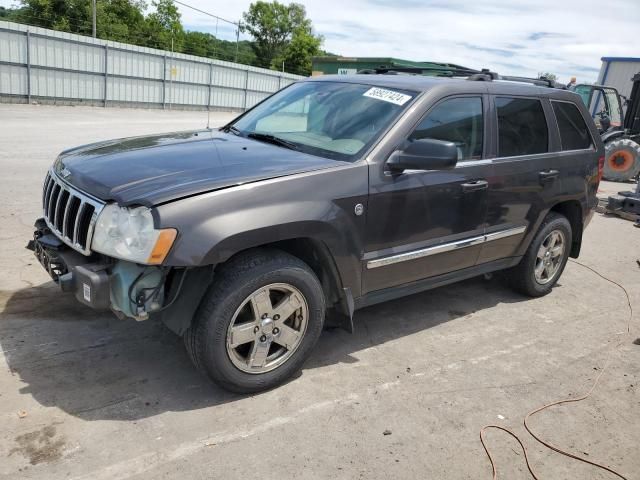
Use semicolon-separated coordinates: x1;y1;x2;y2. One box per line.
222;125;242;136
246;132;299;150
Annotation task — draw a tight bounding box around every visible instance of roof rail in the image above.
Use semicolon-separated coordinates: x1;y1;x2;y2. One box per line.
357;66;481;77
356;66;567;89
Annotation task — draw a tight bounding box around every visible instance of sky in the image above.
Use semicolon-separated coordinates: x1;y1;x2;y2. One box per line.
2;0;639;82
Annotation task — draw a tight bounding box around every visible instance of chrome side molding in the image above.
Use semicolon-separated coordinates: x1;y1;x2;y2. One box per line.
366;226;527;269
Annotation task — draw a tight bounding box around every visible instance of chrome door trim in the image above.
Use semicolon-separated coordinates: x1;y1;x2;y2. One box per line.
484;225;527;242
366;225;527;269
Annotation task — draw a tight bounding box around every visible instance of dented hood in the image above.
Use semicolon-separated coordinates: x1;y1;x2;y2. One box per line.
54;129;342;206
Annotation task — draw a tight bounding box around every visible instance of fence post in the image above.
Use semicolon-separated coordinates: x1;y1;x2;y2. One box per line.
162;54;167;110
278;75;282;90
103;45;108;107
26;30;31;104
243;69;249;111
208;62;213;111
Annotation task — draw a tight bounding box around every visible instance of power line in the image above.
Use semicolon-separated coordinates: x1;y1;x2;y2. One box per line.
171;0;241;62
172;0;239;27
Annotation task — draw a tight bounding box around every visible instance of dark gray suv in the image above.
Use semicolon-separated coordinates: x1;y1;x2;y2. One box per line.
29;74;603;392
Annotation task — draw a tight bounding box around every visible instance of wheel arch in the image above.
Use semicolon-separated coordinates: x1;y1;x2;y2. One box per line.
159;233;356;336
549;200;583;258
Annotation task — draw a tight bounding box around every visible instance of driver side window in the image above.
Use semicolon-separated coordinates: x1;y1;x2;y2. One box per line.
409;97;484;161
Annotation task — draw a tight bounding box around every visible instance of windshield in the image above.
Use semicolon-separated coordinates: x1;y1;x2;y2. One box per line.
230;81;416;161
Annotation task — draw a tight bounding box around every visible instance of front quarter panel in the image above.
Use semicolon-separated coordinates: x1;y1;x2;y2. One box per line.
155;162;369;297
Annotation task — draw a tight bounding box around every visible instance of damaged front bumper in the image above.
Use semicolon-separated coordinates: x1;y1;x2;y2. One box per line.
28;218;168;320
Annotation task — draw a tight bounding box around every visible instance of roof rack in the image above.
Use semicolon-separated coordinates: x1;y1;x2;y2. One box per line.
357;66;481;77
356;66;567;90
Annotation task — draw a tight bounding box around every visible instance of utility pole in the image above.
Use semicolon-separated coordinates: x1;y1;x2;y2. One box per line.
92;0;96;38
169;36;174;110
235;21;240;63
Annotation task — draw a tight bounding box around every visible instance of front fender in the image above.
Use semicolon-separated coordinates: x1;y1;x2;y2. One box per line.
155;163;368;297
602;129;625;144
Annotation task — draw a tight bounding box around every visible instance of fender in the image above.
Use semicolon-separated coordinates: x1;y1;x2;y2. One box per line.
155;162;369;298
601;129;625;144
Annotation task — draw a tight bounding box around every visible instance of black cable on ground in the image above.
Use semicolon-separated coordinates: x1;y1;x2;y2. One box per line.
480;259;633;479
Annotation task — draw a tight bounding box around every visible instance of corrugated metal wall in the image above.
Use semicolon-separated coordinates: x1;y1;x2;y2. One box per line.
0;21;304;111
597;58;640;99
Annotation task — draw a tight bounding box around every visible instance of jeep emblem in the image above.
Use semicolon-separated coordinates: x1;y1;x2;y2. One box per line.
60;168;71;179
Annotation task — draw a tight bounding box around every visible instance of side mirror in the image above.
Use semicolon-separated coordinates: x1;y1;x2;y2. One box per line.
387;138;458;173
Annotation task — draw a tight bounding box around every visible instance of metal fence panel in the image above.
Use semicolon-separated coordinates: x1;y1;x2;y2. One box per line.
30;35;105;73
0;64;27;95
110;49;164;79
0;29;27;63
31;68;104;100
108;77;160;103
0;20;304;111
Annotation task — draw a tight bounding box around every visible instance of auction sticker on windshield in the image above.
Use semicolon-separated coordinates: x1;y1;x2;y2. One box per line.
363;87;412;106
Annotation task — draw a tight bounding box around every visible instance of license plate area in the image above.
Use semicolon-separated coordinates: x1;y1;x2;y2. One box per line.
28;226;69;283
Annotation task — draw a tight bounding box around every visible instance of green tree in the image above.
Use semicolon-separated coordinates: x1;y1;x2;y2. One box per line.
144;0;184;50
183;31;213;57
272;25;322;75
96;0;147;43
242;1;321;72
14;0;146;41
15;0;92;33
538;72;558;82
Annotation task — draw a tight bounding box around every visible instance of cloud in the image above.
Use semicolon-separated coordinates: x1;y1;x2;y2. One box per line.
2;0;638;82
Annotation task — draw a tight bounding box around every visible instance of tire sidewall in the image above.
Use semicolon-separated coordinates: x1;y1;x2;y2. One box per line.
603;138;640;181
522;216;572;296
198;261;325;393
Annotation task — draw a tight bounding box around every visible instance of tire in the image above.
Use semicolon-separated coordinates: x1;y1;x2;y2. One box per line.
507;212;572;297
602;138;640;182
184;249;325;394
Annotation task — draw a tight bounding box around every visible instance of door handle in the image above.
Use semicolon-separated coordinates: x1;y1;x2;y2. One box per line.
461;180;488;192
539;170;559;183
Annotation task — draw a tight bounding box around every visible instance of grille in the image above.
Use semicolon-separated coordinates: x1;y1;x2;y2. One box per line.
42;170;105;255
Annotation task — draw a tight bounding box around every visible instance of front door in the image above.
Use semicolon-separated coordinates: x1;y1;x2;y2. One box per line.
363;95;490;293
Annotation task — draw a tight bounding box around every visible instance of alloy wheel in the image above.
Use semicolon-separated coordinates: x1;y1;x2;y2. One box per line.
225;283;309;374
534;230;566;285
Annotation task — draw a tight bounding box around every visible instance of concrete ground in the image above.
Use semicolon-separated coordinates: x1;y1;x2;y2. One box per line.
0;104;639;480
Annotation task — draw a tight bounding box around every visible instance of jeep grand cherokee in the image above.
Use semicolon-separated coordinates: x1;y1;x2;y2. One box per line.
28;75;603;392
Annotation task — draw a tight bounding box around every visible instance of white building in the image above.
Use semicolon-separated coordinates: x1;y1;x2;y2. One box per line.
597;57;640;99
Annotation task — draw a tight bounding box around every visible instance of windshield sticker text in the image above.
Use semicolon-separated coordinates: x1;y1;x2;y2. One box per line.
363;87;412;106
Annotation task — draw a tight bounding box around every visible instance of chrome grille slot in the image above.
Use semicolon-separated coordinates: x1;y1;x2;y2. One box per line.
41;169;105;256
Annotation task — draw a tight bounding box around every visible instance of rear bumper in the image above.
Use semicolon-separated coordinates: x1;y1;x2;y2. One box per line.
27;218;111;310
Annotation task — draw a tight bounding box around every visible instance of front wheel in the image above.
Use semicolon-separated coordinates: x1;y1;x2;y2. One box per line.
184;249;325;393
507;213;572;297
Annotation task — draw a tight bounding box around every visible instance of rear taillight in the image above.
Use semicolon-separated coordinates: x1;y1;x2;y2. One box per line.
597;155;605;183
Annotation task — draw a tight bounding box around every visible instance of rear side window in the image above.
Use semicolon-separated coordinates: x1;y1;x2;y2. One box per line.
410;97;483;160
496;97;548;157
552;101;593;150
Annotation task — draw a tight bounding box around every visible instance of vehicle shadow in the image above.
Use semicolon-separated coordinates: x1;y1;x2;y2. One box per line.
0;275;528;421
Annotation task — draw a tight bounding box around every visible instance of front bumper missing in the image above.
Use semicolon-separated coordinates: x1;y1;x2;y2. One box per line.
28;218;112;310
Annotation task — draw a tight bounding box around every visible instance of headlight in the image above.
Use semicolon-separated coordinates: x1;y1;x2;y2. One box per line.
91;204;177;264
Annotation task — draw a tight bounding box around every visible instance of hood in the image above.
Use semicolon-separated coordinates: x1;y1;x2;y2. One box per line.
54;130;343;206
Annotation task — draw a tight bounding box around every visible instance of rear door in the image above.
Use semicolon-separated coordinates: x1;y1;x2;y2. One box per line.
477;95;561;264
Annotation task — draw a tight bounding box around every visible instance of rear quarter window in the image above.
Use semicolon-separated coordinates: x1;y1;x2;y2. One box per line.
552;101;593;151
496;97;548;157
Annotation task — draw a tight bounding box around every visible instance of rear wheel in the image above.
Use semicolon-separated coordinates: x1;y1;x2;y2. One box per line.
603;138;640;182
184;249;325;393
507;212;572;297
